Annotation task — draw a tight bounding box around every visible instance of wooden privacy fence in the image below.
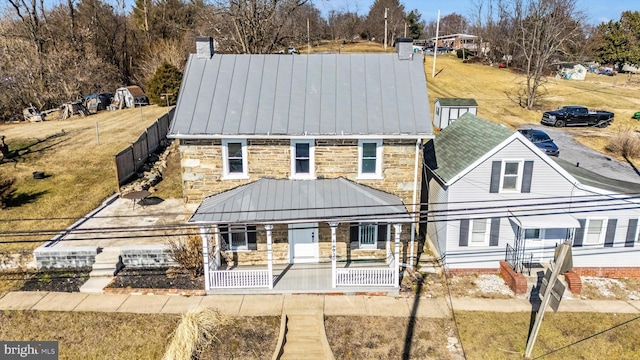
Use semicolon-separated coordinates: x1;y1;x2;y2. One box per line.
114;108;174;187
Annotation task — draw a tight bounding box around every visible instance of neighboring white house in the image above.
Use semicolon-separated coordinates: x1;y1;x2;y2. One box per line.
423;113;640;277
556;63;587;81
433;98;478;129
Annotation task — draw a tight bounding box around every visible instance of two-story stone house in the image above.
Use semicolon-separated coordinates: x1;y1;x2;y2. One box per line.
169;37;433;293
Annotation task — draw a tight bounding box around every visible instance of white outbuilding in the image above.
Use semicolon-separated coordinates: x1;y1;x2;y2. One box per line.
433;98;478;129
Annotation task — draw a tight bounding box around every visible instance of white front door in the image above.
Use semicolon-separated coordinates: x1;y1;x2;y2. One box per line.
289;223;319;263
524;228;545;263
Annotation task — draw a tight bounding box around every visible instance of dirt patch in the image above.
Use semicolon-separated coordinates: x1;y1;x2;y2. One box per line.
401;269;514;299
325;316;455;359
195;316;280;360
108;267;204;290
19;267;91;292
580;277;640;300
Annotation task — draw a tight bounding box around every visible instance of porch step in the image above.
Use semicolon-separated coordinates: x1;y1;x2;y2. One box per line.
417;254;443;274
79;247;121;294
279;314;334;360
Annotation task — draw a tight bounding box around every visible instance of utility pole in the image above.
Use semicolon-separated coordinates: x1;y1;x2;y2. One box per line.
307;18;311;54
384;8;389;51
432;9;440;78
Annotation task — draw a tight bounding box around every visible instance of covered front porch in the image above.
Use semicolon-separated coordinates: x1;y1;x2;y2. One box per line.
191;178;416;293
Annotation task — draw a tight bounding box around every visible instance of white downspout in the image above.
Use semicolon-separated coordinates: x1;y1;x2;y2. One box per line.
410;138;421;268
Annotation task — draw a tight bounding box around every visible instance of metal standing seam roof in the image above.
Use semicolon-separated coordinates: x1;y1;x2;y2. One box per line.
425;112;514;183
552;157;640;194
169;53;432;138
188;178;412;224
435;98;478;107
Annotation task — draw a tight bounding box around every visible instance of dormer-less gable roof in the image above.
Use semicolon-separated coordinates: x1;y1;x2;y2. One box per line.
435;98;478;107
425;112;513;183
169;53;432;139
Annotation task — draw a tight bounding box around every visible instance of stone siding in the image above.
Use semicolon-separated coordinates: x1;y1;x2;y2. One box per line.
179;138;422;207
34;246;98;269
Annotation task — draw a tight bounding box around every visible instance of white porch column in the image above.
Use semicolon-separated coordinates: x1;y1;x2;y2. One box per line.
393;224;402;288
199;226;212;291
213;224;221;269
265;224;274;289
329;222;339;288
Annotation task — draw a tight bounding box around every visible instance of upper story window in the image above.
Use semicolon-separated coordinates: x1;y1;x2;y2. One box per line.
222;139;248;179
358;140;383;179
500;160;523;192
291;140;315;179
490;160;533;194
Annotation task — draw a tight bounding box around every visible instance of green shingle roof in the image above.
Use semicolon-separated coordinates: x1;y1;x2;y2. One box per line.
425;113;514;183
435;98;478;107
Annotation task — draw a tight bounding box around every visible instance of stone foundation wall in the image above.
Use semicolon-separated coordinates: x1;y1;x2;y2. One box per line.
179;138;422;207
120;245;177;268
34;246;97;269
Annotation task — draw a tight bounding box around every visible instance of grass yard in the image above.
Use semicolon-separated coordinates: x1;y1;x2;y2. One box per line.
0;105;170;252
456;311;640;359
0;311;180;360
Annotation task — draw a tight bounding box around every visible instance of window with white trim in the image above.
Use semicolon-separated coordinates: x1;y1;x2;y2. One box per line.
228;225;248;250
359;223;377;249
222;139;248;179
358;139;383;179
524;229;541;240
290;140;315;179
469;219;490;246
584;218;606;245
500;160;523;192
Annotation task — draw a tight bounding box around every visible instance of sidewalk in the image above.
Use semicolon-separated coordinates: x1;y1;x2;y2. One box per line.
1;291;639;316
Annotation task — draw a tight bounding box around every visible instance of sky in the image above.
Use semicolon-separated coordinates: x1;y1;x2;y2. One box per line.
320;0;640;25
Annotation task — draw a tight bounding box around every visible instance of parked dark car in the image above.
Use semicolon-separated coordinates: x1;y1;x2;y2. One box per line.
540;105;614;128
518;129;559;156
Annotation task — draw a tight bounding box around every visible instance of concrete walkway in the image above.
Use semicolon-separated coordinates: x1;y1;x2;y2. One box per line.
1;291;639;315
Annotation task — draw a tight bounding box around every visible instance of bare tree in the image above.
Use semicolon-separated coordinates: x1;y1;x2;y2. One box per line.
215;0;309;54
364;0;405;44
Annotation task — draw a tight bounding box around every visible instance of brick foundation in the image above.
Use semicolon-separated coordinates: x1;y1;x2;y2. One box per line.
564;271;582;295
571;267;640;278
499;261;527;295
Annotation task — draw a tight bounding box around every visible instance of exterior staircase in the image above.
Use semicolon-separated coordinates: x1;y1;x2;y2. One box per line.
274;313;335;360
79;247;122;293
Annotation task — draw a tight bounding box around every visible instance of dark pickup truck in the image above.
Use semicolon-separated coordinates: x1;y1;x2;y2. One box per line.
541;106;614;128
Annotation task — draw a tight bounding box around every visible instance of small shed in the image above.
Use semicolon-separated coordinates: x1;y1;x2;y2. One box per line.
433;98;478;129
112;86;149;109
556;63;586;81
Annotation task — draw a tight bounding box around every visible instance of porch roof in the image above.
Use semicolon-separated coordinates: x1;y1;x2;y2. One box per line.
189;177;412;225
508;211;580;229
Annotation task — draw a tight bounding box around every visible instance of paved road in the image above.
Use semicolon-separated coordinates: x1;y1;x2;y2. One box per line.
521;124;640;184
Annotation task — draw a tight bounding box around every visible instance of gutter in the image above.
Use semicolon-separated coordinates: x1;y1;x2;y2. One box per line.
168;133;433;140
410;138;421;268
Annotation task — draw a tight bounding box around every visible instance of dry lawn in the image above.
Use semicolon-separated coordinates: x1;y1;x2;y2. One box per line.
0;105;169;252
308;39;393;54
0;311;180;360
325;316;454;359
456;311;640;359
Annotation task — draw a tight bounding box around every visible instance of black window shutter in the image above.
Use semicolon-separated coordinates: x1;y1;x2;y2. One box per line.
604;219;617;247
218;225;229;246
489;218;500;246
490;161;501;193
377;224;387;249
350;223;358;244
247;226;257;250
521;161;534;193
459;219;469;247
573;219;586;247
625;219;638;247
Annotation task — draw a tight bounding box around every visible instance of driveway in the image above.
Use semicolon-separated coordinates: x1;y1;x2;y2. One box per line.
523;125;640;184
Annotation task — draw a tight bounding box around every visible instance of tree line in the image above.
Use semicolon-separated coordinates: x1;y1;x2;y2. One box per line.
0;0;638;120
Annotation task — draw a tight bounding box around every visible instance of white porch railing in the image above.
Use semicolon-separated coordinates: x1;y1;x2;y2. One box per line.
336;268;395;287
209;269;270;288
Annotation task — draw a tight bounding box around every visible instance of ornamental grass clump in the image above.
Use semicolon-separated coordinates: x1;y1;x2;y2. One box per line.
163;307;232;360
605;128;640;158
